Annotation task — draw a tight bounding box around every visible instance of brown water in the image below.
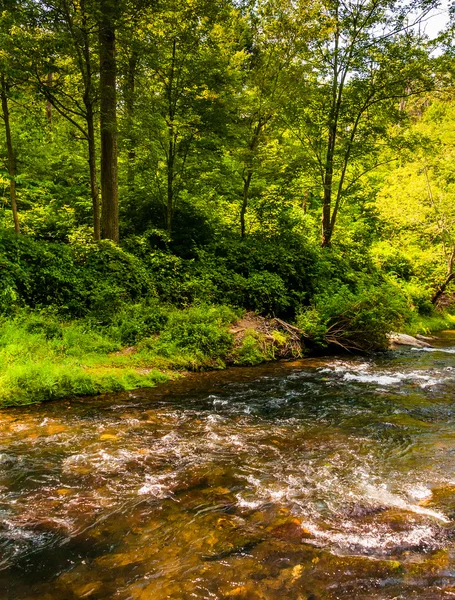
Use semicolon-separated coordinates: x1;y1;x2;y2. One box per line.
2;335;455;599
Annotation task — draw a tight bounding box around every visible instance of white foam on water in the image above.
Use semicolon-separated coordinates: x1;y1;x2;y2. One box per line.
233;461;449;556
63;447;154;475
205;414;224;424
407;484;433;502
318;358;447;388
0;453;16;466
235;495;264;509
301;520;439;553
212;398;229;408
413;347;455;354
227;435;245;448
319;362;370;375
360;483;448;523
340;369;443;388
138;474;175;498
343;373;402;385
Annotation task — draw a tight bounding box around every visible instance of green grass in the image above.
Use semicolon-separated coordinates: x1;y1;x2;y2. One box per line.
0;305;242;408
0;315;167;407
5;298;443;408
404;311;455;336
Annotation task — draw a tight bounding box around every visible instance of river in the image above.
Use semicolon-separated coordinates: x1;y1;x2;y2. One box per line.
2;333;455;599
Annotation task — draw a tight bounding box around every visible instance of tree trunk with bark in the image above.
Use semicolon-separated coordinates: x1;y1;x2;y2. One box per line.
86;103;100;240
165;38;177;233
166;133;175;232
81;3;100;240
46;72;53;125
239;117;269;238
1;76;20;234
99;0;119;243
321;127;335;248
126;51;137;189
240;168;253;239
432;247;455;305
321;12;340;249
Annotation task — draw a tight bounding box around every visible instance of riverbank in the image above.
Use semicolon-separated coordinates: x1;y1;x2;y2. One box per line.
405;311;455;336
2;304;455;409
0;307;304;408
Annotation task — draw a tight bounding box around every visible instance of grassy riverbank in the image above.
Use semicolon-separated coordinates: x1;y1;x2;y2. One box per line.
3;303;455;408
0;306;304;407
405;312;455;336
2;233;455;408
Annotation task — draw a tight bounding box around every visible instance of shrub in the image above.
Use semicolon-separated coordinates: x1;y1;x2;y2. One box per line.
103;302;168;346
371;242;414;280
0;231;157;317
233;332;267;365
401;281;434;316
153;305;237;361
297;283;411;352
243;272;290;315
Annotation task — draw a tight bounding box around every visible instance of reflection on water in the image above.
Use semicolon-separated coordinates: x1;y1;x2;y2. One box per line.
2;335;455;598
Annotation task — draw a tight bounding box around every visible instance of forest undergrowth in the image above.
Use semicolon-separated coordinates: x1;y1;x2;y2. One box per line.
0;230;453;407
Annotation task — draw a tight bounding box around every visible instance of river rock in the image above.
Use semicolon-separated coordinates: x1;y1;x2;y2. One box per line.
416;334;437;342
388;333;433;349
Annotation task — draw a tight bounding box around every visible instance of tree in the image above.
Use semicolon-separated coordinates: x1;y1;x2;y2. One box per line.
0;2;27;234
285;0;436;247
19;0;101;239
98;0;119;242
0;75;20;233
375;99;455;303
229;0;314;238
125;0;238;233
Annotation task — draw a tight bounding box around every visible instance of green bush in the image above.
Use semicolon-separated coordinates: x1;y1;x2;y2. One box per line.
243;272;290;315
371;242;414;280
296;307;328;347
297;282;411;352
103;302;168;346
0;231;157;317
401;281;434;316
233;332;268;365
153;305;237;360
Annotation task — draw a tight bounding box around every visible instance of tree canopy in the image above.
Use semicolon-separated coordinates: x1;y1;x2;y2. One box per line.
0;0;454;350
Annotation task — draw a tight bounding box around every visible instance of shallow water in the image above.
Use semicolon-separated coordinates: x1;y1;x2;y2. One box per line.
2;335;455;599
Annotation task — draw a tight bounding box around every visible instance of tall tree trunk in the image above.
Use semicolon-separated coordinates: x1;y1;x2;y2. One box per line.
81;3;100;240
432;247;455;305
99;1;119;243
165;38;177;233
321;6;340;248
1;76;19;234
46;72;53;125
126;51;137;189
86;104;100;240
239;117;269;239
166;134;174;232
431;272;455;305
321;130;335;248
240;169;253;239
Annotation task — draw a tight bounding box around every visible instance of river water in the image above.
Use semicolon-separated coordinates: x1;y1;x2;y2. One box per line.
2;334;455;599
